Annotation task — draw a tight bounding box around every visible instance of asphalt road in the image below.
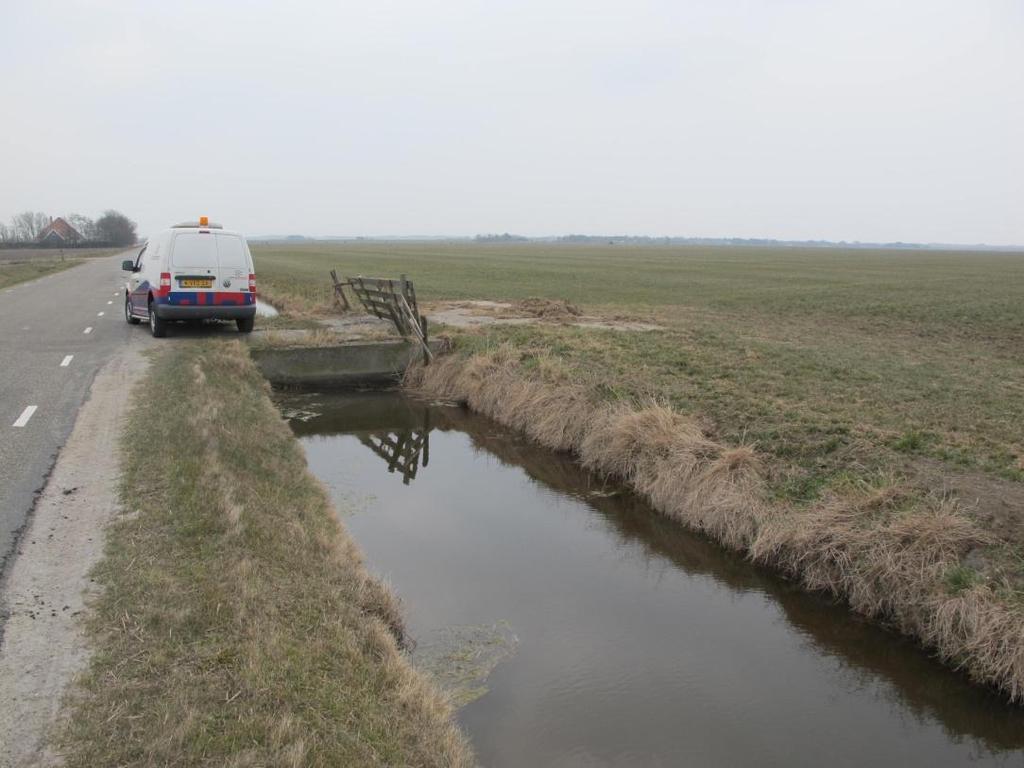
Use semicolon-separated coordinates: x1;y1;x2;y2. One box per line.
0;251;137;574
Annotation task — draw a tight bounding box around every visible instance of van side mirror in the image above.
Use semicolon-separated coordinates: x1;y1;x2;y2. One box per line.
121;260;136;272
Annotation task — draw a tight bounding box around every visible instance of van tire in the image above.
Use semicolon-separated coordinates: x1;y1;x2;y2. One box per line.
236;316;255;334
149;300;167;338
125;294;141;324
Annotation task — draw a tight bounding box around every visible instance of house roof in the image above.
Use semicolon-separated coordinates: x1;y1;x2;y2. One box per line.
37;217;81;242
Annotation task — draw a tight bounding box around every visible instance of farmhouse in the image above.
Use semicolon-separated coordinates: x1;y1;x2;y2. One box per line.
36;217;81;246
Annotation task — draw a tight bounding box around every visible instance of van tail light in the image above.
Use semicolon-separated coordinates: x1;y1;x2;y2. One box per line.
248;273;256;294
158;272;171;297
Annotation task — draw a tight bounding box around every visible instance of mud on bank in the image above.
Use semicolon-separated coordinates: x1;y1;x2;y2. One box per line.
57;341;471;767
406;346;1024;703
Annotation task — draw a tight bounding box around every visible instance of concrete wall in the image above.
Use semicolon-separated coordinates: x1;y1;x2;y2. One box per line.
251;341;440;388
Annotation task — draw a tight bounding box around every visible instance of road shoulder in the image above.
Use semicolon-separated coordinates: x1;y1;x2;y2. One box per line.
0;346;148;767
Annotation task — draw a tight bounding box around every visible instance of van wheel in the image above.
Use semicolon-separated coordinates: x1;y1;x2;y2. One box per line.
236;316;254;334
149;300;167;338
125;294;141;324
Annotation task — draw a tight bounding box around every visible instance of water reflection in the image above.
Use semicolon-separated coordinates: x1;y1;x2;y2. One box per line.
279;389;1024;766
359;427;429;485
287;390;431;484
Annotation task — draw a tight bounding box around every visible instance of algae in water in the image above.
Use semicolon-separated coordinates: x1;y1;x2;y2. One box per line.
414;623;519;707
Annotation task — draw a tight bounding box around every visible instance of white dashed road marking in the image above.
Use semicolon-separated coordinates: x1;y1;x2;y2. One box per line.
97;312;105;317
107;300;113;305
13;406;37;428
60;355;74;367
83;327;93;334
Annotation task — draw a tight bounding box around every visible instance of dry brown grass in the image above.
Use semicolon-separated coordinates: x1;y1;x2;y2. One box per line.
513;297;582;320
407;346;1024;702
58;341;473;766
752;489;1024;698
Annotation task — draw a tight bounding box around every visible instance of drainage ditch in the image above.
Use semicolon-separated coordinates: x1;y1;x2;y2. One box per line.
276;388;1024;767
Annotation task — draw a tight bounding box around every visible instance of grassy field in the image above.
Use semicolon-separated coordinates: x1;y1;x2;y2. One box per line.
255;241;1024;491
0;246;123;263
0;247;123;289
58;341;472;766
0;259;80;289
254;241;1022;333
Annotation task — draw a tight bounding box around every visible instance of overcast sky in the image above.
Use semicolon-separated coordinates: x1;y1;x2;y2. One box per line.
1;1;1021;244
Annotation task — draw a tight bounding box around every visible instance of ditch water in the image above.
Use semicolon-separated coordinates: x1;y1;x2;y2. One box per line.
254;299;279;317
278;390;1024;767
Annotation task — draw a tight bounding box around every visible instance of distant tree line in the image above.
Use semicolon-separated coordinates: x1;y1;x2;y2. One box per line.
0;209;138;247
551;234;937;249
474;233;528;242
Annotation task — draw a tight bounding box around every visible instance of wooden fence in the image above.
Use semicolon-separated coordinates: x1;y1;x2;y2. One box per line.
333;272;432;363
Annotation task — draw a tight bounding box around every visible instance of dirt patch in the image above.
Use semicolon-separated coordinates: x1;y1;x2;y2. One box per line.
249;314;396;349
514;297;582;320
0;346;149;767
426;300;663;332
317;313;395;337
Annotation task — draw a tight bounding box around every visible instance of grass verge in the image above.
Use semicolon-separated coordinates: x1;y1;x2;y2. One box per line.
0;259;80;289
58;341;472;766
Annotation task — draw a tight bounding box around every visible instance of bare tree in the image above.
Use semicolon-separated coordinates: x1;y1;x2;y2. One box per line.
66;213;97;242
11;211;50;242
94;210;137;246
0;222;13;243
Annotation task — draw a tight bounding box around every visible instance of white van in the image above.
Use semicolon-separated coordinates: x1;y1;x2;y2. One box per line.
123;219;257;337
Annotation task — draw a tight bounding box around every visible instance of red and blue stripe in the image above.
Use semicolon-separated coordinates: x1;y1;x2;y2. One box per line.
155;291;254;306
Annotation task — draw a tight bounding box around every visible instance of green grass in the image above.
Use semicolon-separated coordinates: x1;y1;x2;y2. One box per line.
254;241;1024;339
254;241;1024;493
0;258;80;289
945;565;982;595
58;341;472;767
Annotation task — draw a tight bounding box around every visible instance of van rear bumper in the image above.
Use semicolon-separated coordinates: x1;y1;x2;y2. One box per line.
154;304;257;321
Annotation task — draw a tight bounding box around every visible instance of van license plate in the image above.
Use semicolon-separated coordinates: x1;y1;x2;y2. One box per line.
179;278;213;288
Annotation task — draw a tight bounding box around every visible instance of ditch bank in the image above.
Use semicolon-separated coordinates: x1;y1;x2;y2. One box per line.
404;346;1024;704
280;388;1024;766
53;341;472;767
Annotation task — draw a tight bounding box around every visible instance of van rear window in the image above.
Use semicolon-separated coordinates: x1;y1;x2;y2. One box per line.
215;234;247;270
171;232;218;268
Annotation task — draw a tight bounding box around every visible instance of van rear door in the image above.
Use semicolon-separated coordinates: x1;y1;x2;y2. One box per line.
170;231;219;295
213;233;251;298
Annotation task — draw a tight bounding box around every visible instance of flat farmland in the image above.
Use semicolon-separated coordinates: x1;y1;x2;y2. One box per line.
254;241;1024;496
